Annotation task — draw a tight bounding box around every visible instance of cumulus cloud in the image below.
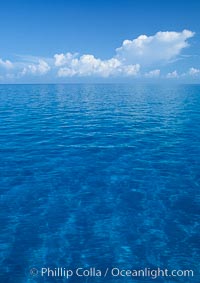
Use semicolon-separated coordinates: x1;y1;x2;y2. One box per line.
166;70;179;78
0;30;197;80
54;30;194;78
56;53;140;77
54;52;78;67
116;30;194;66
0;58;13;69
21;59;50;76
144;69;160;78
189;67;200;75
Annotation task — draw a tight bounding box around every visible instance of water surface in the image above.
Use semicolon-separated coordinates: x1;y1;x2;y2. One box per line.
0;84;200;282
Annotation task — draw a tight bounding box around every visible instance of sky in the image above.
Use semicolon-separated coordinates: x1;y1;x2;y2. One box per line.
0;0;200;83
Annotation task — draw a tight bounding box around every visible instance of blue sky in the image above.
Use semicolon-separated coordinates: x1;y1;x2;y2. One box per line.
0;0;200;83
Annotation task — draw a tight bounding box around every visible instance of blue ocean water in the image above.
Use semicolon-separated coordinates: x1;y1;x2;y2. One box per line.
0;84;200;283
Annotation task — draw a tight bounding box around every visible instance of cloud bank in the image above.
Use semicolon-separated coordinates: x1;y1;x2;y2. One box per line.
53;29;194;78
55;54;140;77
116;30;194;66
21;60;50;76
0;30;198;81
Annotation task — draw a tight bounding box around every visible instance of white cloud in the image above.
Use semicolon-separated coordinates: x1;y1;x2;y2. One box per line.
54;30;194;78
21;59;50;76
122;64;140;76
57;54;140;77
189;67;200;75
116;30;194;66
54;52;78;67
0;58;13;69
144;69;160;78
166;70;178;78
0;30;196;80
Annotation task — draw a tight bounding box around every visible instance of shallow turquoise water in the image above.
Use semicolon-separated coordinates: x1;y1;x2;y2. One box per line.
0;84;200;282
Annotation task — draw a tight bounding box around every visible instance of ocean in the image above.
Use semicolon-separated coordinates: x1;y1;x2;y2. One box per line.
0;84;200;282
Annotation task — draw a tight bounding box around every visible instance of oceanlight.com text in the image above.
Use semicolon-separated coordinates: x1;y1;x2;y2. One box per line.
29;266;194;279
